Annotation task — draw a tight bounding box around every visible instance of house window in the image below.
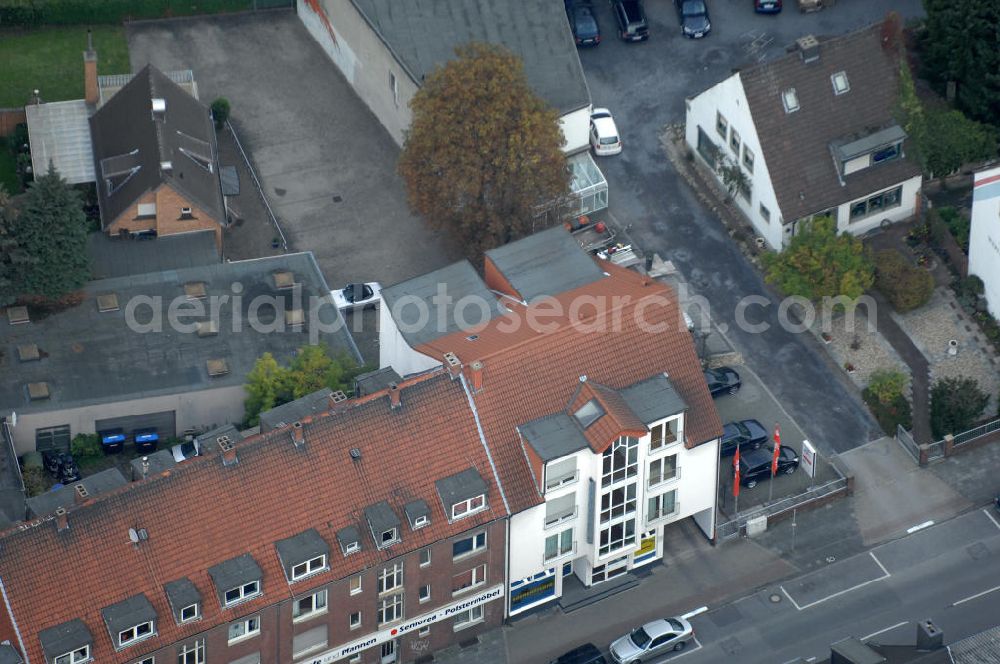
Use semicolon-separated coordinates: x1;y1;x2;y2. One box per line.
292;589;327;622
716;111;728;140
648;422;676;452
648;455;678;487
136;658;154;664
349;611;361;630
223;580;260;607
452;564;487;594
349;574;362;595
849;186;903;222
599;519;636;557
419;626;431;637
179;207;193;219
291;626;327;659
545;457;577;491
544;493;577;527
872;143;901;164
760;204;771;223
648;490;678;522
379;527;399;548
290;555;327;581
177;641;205;664
601;436;638;487
389;71;398;106
420;548;431;567
179;603;200;623
831;71;850;95
782;88;799;113
377;563;403;594
419;584;431;603
137;202;157;217
743;146;755;173
227;616;260;644
378;593;404;625
343;540;360;555
600;484;636;524
544;528;574;562
452;532;487;560
54;646;90;664
452;605;484;631
119;620;155;647
413;515;429;528
729;129;741;155
451;494;486;520
349;656;361;664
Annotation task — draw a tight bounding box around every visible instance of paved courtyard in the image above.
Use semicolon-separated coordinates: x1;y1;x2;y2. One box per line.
126;10;459;290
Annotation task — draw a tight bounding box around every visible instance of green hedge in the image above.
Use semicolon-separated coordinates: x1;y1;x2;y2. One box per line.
0;0;291;26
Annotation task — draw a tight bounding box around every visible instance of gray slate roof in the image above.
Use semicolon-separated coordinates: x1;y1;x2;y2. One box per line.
518;413;589;462
259;388;333;433
404;499;431;528
196;424;241;454
0;252;361;415
38;619;92;662
89;64;226;228
381;260;504;348
25;468;128;518
619;373;687;424
101;593;156;641
0;419;25;525
0;644;23;664
275;528;330;578
129;449;176;480
435;468;488;510
207;554;262;602
87;230;219;280
336;525;362;553
364;501;401;542
163;577;201;621
352;0;590;115
950;623;1000;664
354;367;402;397
737;24;922;221
485;226;606;301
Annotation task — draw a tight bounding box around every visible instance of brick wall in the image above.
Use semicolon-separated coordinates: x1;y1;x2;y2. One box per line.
106;184;222;250
0;108;27;137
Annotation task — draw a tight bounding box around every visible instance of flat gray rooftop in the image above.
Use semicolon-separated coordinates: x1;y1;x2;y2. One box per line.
619;374;687;425
1;252;360;415
25;100;95;185
518;413;589;462
485;226;606;301
87;230;219;280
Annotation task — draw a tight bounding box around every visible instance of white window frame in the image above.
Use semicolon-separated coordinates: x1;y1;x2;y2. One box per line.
544;493;577;528
179;603;200;624
544;528;575;562
137;202;157;217
227;615;261;645
647;490;679;524
419;584;431;603
379;527;399;548
377;563;403;595
452;564;487;595
418;626;431;637
349;574;362;595
377;592;404;625
342;540;360;555
648;422;677;453
782;88;800;113
742;145;755;173
419;548;431;567
119;620;155;648
177;640;205;664
349;611;361;630
450;494;486;520
452;531;487;560
291;627;327;659
729;128;741;155
54;646;90;664
831;71;850;95
223;580;260;607
452;605;484;631
290;554;327;581
544;458;578;492
292;589;328;623
715;111;728;140
136;657;154;664
413;514;429;528
647;455;679;488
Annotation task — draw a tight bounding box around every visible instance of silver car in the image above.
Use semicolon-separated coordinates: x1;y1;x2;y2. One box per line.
610;617;694;663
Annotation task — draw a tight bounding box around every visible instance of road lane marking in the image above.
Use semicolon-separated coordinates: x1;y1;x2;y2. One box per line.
984;507;1000;532
952;584;1000;606
681;606;708;620
861;621;908;641
780;552;891;611
652;637;702;662
907;520;934;534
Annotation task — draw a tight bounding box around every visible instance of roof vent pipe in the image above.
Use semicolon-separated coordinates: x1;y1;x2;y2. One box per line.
388;382;401;409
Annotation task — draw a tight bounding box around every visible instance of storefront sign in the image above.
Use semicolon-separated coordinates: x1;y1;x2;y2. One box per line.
510;574;556;613
633;532;657;564
801;440;817;478
302;585;505;664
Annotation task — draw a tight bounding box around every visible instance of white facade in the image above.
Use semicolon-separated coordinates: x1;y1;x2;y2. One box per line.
560;105;592;155
377;304;442;378
506;411;720;616
834;175;923;237
969;165;1000;319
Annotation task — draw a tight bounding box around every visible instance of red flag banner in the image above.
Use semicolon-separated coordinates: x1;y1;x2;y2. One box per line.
733;444;741;498
771;423;782;476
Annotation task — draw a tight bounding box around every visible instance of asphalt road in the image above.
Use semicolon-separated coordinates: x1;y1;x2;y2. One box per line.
675;508;1000;663
575;0;924;455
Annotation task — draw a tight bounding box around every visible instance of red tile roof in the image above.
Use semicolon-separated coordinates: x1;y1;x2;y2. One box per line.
568;381;648;453
420;260;723;513
0;370;505;664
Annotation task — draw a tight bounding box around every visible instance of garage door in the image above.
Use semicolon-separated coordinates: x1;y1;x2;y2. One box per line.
95;410;176;442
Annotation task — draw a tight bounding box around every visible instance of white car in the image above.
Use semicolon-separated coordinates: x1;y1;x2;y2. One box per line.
171;439;200;463
331;282;382;311
610;617;694;663
590;108;622;156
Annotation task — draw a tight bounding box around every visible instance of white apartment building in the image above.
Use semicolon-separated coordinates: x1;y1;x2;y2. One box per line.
969;165;1000;319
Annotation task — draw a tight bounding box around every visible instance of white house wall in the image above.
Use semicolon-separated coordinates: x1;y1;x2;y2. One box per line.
377;301;442;377
685;74;784;249
835;174;922;237
560;105;592;154
299;0;418;146
969;166;1000;319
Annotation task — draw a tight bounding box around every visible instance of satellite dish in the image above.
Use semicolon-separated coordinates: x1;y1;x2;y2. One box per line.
128;528;139;544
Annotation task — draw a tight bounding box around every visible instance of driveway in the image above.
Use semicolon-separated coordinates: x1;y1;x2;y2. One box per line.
576;0;924;454
126;10;458;289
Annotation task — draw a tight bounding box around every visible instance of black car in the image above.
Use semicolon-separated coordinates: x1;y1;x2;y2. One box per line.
675;0;711;38
611;0;649;42
740;446;799;488
720;419;768;457
704;366;741;397
754;0;782;13
549;643;608;664
566;0;601;47
57;454;82;484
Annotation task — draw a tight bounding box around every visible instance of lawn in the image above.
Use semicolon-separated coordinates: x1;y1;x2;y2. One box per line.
0;138;18;194
0;25;130;108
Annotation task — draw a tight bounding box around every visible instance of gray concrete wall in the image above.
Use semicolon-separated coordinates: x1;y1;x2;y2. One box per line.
299;0;418;146
9;384;247;455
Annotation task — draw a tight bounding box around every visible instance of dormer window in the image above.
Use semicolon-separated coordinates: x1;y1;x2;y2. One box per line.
101;593;158;652
451;494;486;519
782;88;799;113
414;515;429;528
364;502;402;551
54;646;89;664
337;526;362;556
380;528;398;546
224;581;260;606
344;541;360;554
291;555;327;581
180;604;200;623
831;71;849;95
40;620;93;664
208;554;263;609
573;400;604;428
404;499;431;531
436;468;490;524
118;621;154;648
165;578;201;626
277;528;330;583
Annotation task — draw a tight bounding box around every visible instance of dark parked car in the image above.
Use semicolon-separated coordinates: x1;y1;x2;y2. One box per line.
720;419;768;456
740;446;799;488
674;0;711;38
704;366;741;397
566;0;601;47
550;642;608;664
754;0;782;12
611;0;649;42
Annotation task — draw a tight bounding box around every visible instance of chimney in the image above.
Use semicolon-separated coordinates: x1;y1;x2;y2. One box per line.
328;390;348;408
84;29;99;105
291;421;305;448
73;482;89;505
915;620;943;651
797;35;820;64
388;382;401;409
443;351;462;378
219;436;238;466
54;507;69;532
469;360;484;392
